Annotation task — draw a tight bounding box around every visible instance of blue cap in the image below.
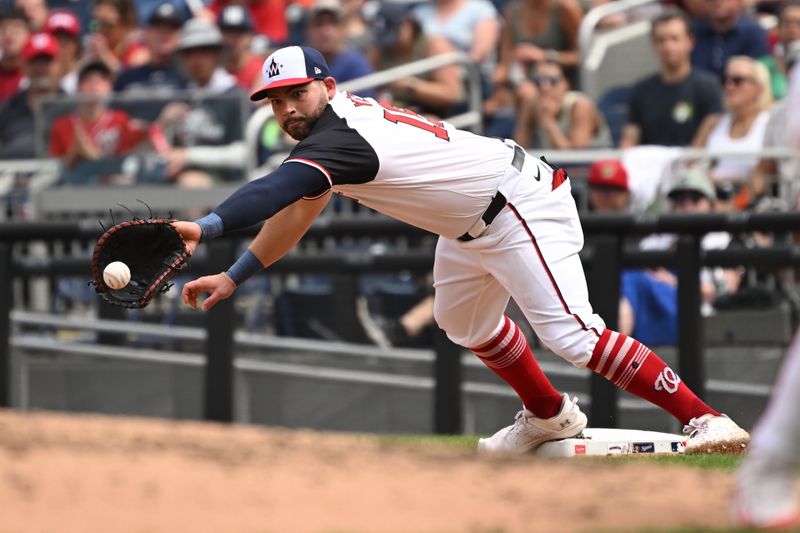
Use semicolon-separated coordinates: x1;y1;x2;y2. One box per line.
250;46;331;102
218;4;253;32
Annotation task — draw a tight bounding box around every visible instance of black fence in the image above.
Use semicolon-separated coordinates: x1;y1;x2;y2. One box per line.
2;212;800;433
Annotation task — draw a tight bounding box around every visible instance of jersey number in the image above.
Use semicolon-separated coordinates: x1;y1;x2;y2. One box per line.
381;102;450;141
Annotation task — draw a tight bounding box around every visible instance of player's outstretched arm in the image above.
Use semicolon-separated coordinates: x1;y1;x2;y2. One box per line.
181;192;331;312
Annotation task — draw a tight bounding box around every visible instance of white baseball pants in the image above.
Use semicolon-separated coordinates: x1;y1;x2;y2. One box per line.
433;148;606;367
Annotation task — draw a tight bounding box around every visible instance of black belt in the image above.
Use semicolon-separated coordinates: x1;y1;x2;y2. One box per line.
457;145;525;242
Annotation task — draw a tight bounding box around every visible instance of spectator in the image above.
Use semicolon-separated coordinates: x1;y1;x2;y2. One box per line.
412;0;500;67
218;4;263;92
205;0;291;46
750;39;800;204
620;8;723;148
0;32;62;159
49;61;148;172
114;2;186;97
692;55;772;208
494;0;582;93
44;9;81;94
86;0;149;72
14;0;45;31
619;169;740;344
340;0;372;53
305;0;374;96
514;59;611;149
0;7;29;101
691;0;770;81
158;18;246;183
587;159;631;213
761;0;800;100
369;3;464;118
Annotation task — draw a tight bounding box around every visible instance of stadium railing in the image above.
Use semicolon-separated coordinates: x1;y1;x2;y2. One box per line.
2;211;800;433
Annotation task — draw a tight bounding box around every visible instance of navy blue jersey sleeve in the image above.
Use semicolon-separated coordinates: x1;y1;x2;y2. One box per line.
285;107;380;185
212;161;330;231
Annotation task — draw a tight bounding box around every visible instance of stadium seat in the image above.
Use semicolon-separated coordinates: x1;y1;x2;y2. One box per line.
597;85;632;148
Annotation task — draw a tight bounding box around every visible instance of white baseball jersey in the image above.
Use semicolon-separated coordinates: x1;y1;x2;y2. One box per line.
284;90;513;238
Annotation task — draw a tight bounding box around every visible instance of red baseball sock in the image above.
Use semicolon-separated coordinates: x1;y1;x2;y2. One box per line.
587;329;719;425
471;316;562;419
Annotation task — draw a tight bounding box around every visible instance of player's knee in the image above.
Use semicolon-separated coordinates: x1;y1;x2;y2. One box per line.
538;329;597;367
433;305;498;348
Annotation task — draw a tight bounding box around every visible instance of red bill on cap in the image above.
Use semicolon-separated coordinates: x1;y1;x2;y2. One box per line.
22;32;59;61
588;159;629;191
45;10;81;37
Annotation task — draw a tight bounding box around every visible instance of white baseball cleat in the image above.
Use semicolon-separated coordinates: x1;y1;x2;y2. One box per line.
732;454;800;531
683;413;749;454
477;394;587;454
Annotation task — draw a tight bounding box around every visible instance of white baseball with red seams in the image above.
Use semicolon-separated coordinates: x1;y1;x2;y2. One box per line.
103;261;131;290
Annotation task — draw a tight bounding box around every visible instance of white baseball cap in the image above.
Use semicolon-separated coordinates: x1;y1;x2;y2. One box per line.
250;46;331;102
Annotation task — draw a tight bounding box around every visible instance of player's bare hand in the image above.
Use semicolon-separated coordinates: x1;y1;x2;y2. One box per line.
171;221;201;256
182;273;236;311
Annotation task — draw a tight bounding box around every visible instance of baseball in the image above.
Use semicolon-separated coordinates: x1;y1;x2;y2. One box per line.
103;261;131;290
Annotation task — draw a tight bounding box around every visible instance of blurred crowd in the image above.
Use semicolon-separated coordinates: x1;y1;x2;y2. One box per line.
0;0;796;204
1;0;799;344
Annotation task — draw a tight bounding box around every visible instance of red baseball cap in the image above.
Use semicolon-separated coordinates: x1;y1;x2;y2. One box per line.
45;10;81;38
588;159;629;191
22;32;59;61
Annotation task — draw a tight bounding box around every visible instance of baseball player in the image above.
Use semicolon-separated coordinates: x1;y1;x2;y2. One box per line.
173;46;749;454
731;58;800;530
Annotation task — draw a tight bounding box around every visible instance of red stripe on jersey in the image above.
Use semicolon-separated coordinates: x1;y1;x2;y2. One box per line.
507;203;601;338
284;158;333;186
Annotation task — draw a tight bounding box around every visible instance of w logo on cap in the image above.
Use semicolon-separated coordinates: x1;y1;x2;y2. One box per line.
267;58;281;77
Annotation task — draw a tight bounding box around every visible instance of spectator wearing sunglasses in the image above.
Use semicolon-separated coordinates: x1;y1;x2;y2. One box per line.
85;0;149;72
692;56;772;209
619;169;740;345
514;59;611;149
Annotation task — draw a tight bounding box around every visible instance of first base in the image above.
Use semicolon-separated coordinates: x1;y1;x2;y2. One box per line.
536;428;686;457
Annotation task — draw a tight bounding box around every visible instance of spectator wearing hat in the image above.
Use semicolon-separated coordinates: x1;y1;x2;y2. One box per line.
0;32;62;159
157;18;246;184
369;2;463;118
205;0;291;46
114;2;186;98
44;9;81;94
218;4;263;92
0;7;30;101
305;0;375;96
86;0;149;72
619;169;740;345
587;159;631;213
49;61;148;173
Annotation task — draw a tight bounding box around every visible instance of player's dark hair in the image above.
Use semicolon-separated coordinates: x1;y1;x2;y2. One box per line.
650;7;693;38
78;60;113;84
0;6;29;26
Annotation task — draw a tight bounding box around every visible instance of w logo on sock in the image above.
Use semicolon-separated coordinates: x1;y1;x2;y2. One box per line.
654;367;681;394
267;59;281;77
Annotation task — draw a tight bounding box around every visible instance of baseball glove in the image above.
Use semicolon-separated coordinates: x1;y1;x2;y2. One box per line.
91;218;191;309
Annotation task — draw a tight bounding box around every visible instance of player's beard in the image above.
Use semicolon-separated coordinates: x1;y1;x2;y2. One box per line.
282;92;328;141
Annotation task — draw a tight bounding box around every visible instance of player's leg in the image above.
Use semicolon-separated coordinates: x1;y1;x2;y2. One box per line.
733;330;800;529
483;181;746;452
433;237;586;453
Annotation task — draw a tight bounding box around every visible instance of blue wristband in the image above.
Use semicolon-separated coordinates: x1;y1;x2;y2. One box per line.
194;213;224;242
226;249;264;287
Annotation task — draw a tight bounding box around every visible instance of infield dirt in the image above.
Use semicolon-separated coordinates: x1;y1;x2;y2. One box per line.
0;410;735;533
